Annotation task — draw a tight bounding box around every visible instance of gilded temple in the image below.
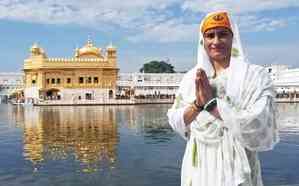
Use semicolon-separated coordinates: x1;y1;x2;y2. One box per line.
23;39;118;104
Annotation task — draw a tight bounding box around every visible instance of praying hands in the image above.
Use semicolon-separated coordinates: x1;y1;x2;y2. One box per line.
195;68;213;107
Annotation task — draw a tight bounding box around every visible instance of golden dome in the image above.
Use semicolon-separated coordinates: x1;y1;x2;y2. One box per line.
77;39;101;57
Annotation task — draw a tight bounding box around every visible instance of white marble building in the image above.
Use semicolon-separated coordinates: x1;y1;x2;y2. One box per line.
265;65;299;92
0;72;24;103
116;73;184;98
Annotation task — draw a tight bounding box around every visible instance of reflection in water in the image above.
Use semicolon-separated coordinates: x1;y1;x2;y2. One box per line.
277;103;299;133
2;104;299;185
10;106;118;172
8;104;175;174
261;103;299;186
9;103;299;171
115;105;175;143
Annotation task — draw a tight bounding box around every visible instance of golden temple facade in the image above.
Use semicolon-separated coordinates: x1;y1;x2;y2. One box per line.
23;39;118;103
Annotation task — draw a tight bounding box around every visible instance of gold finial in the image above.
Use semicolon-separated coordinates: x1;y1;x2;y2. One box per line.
87;35;93;46
75;45;80;57
31;42;39;49
75;44;79;51
107;42;116;50
30;42;40;54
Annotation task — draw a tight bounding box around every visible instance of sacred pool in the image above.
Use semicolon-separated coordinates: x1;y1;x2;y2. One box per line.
0;103;298;186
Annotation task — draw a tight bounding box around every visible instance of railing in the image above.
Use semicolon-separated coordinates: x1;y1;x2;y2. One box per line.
117;81;180;87
35;98;174;106
275;97;299;103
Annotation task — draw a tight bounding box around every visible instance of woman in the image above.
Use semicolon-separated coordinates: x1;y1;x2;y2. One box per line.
167;11;279;186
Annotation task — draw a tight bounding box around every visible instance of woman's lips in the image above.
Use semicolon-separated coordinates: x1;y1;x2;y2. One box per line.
211;48;224;52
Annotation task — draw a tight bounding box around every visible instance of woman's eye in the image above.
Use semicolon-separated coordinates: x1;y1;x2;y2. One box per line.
204;30;231;40
205;33;215;39
218;31;231;38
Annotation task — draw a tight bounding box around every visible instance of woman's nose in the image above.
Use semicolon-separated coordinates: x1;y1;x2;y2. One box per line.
212;35;221;44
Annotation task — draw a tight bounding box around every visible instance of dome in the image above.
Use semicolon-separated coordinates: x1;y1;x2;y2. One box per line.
30;43;47;57
77;39;101;57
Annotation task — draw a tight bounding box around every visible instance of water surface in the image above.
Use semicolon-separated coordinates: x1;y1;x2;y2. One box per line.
0;103;298;186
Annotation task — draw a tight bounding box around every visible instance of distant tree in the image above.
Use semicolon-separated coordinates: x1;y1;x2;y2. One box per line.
139;60;175;73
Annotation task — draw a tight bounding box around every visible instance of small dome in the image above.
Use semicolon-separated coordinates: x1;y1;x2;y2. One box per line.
30;43;40;52
30;43;47;57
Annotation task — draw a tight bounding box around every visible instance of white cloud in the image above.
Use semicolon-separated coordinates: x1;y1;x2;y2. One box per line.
0;0;178;25
128;19;198;43
237;15;289;32
181;0;299;14
0;0;298;43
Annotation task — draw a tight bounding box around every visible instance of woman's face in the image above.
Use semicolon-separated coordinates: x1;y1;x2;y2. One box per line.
203;27;233;62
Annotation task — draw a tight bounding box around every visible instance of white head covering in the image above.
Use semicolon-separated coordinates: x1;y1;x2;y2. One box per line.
196;11;246;78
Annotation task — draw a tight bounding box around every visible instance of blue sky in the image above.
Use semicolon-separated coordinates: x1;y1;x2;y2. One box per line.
0;0;299;72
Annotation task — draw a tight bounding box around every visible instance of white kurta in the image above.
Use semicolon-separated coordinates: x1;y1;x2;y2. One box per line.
167;64;279;186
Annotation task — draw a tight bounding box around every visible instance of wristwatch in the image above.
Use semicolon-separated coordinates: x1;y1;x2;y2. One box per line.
204;98;217;112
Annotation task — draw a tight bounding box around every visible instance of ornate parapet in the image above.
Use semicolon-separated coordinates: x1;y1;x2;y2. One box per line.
46;58;107;63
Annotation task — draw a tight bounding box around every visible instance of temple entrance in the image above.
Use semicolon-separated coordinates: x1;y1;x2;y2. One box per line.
85;93;92;100
45;88;60;100
109;90;113;99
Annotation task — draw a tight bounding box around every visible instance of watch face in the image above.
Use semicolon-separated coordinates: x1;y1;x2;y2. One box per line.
205;99;217;112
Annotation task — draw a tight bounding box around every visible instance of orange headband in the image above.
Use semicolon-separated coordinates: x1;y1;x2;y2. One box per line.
201;12;232;33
